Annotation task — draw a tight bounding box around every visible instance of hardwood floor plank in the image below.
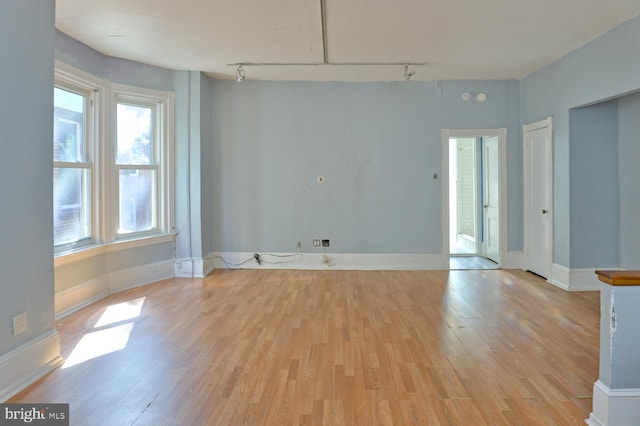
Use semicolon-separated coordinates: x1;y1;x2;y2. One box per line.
10;269;600;425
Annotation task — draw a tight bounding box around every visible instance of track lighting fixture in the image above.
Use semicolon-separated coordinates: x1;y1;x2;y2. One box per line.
229;5;426;80
228;62;426;80
235;64;245;82
403;64;416;81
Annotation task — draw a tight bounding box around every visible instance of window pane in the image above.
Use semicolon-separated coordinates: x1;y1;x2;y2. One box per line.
54;168;90;246
118;169;156;234
116;104;152;165
54;88;85;162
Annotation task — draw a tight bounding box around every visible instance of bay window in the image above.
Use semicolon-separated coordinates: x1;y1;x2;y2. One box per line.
54;61;173;256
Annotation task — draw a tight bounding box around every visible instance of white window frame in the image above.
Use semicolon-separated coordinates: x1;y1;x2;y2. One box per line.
110;83;174;242
53;61;174;262
53;62;105;253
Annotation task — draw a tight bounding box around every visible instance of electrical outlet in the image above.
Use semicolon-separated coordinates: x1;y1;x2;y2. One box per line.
322;239;330;247
297;241;301;249
313;239;321;247
13;312;28;336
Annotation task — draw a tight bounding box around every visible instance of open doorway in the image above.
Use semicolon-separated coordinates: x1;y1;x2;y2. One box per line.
442;129;506;270
449;137;479;255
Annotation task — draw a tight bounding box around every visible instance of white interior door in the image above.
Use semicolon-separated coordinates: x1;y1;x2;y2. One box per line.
523;118;553;279
483;137;499;263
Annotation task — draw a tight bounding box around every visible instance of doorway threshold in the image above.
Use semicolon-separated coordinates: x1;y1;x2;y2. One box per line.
450;256;499;270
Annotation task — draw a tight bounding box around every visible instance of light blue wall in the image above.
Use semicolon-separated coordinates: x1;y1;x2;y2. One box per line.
200;74;214;256
0;0;56;354
187;72;203;259
522;15;640;268
569;102;619;268
210;81;439;253
54;257;106;290
172;71;213;262
172;71;192;260
105;244;174;271
617;93;640;269
208;80;519;254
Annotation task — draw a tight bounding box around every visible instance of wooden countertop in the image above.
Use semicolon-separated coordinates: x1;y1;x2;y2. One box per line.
595;270;640;286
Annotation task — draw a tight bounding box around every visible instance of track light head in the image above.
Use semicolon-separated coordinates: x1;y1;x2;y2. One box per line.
235;64;245;82
403;64;416;81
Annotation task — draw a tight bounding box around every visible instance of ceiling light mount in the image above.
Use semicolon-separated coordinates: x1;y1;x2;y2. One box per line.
235;64;245;82
462;91;488;102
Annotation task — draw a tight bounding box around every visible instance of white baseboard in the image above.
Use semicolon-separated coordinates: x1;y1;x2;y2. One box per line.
587;380;640;426
568;268;611;291
174;257;194;277
55;275;109;319
502;251;523;269
549;264;620;292
108;259;175;293
203;253;215;276
0;330;63;402
548;263;571;291
174;255;214;278
212;252;448;270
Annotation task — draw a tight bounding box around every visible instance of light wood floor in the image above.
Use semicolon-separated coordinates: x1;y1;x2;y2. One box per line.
11;269;600;425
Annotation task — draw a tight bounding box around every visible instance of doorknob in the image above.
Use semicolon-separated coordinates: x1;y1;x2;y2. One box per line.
542;209;549;214
484;204;488;208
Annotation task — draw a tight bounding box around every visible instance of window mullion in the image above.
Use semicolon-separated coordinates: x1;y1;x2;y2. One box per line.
99;84;115;243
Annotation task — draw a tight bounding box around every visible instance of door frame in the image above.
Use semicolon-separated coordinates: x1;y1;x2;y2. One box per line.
442;128;507;268
522;117;553;277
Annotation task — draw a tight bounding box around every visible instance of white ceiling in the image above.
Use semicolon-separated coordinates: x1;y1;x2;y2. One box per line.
56;0;640;81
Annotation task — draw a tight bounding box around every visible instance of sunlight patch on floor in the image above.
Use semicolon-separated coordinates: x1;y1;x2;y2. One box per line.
62;323;135;368
62;297;146;369
94;297;145;328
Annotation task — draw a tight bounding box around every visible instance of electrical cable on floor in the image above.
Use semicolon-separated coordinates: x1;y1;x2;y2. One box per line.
262;253;302;264
214;253;303;269
214;255;255;270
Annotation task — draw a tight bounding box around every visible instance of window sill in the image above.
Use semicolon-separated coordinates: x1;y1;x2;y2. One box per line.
54;233;175;268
